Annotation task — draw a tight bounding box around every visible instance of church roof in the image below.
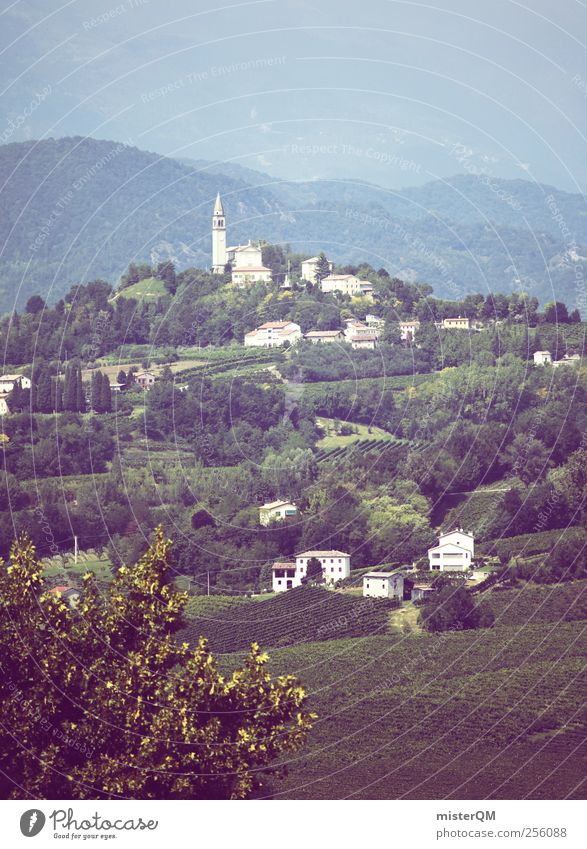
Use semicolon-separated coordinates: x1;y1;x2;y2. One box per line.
213;192;224;215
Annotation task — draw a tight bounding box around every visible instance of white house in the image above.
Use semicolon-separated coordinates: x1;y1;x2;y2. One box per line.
259;500;298;526
343;318;375;339
244;321;302;348
272;549;351;592
399;319;420;341
363;571;404;600
442;316;470;330
533;350;552;365
134;370;157;390
411;584;437;602
301;256;333;283
0;374;31;393
230;241;272;285
366;314;385;331
552;353;581;368
359;282;374;301
304;329;345;344
428;527;474;572
321;274;364;296
0;392;10;416
349;333;378;350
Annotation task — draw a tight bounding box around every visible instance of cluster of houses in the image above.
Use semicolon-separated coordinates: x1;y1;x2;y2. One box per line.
245;316;382;350
261;496;478;602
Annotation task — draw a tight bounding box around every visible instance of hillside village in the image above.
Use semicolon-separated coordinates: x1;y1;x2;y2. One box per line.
0;188;585;804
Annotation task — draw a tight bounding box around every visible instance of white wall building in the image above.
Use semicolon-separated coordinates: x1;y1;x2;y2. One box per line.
259;500;298;526
211;192;227;273
0;393;10;416
349;333;378;350
428;528;474;572
363;571;404;600
304;329;345;344
272;549;351;592
301;256;333;283
0;374;31;393
244;321;302;348
533;350;552;365
321;274;364;296
399;320;420;341
442;316;470;330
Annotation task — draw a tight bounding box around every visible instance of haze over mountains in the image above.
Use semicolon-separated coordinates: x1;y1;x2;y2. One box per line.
0;136;585;313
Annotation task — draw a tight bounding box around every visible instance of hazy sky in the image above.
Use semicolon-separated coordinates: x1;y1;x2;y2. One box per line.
1;0;587;192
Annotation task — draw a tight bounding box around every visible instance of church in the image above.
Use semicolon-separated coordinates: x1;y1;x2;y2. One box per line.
211;193;272;285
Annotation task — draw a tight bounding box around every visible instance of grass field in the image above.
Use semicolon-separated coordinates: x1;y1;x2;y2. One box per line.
110;277;168;300
316;417;396;449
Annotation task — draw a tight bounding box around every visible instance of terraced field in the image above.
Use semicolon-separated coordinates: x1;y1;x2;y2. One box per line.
315;436;412;464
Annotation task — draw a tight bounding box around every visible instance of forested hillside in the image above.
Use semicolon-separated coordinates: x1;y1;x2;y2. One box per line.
1;137;585;312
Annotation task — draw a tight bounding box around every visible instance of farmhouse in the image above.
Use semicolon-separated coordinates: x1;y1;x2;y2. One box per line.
244;320;302;348
321;274;364;296
428;527;474;571
442;316;470;330
359;281;374;300
552;353;581;368
301;256;333;283
349;333;378;350
0;373;31;393
304;329;345;344
259;499;298;526
134;370;157;390
533;350;552;365
366;314;385;330
0;392;10;416
363;571;404;600
272;549;351;592
400;319;420;341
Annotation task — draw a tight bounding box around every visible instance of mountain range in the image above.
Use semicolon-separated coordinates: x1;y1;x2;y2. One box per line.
0;136;585;313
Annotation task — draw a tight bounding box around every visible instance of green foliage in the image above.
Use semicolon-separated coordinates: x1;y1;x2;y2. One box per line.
421;585;495;632
0;530;314;799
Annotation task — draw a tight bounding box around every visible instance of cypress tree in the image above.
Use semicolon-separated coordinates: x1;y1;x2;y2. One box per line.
63;364;76;411
75;365;85;412
100;374;112;413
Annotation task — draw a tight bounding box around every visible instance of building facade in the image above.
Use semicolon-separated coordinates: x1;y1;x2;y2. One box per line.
244;321;302;348
321;274;364;296
301;256;333;283
428;528;475;571
533;350;552;365
134;370;157;390
442;316;470;330
272;549;351;592
363;571;404;599
211;192;227;273
259;500;298;526
0;374;31;393
399;320;420;341
304;330;345;344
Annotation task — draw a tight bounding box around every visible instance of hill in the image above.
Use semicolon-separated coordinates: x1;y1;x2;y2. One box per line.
1;136;586;312
254;581;587;799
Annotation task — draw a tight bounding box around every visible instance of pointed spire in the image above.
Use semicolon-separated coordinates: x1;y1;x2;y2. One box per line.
213;192;224;216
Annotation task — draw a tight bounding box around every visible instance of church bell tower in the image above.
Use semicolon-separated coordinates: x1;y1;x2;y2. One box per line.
211;192;227;273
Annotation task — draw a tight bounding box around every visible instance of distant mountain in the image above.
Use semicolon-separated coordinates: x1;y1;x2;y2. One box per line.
0;137;585;313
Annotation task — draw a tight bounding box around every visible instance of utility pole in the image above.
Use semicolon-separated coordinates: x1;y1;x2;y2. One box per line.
74;535;78;564
207;571;210;596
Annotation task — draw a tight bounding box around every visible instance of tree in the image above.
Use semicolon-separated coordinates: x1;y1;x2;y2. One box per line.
422;585;494;632
0;530;315;799
543;301;569;324
302;556;324;585
25;294;46;314
314;252;331;283
100;374;112;413
156;261;176;293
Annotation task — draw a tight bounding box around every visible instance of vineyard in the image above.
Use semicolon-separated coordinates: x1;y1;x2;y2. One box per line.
260;613;587;799
180;586;396;653
478;527;587;560
315;436;412;465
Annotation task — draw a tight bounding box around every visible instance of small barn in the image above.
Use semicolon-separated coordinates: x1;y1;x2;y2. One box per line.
363;571;404;600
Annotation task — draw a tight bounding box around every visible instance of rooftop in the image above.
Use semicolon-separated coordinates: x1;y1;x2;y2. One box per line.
297;550;350;558
261;499;296;510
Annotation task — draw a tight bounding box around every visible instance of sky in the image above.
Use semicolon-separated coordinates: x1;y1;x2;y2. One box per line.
1;0;587;193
